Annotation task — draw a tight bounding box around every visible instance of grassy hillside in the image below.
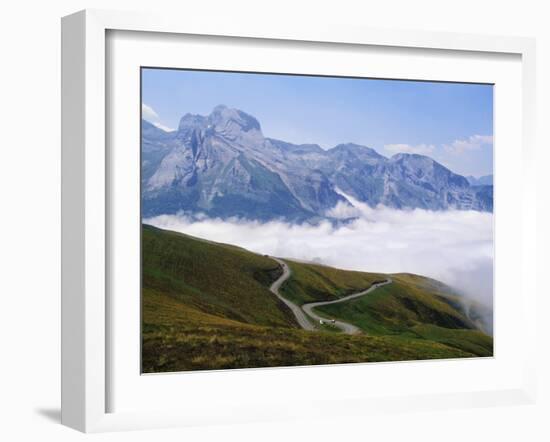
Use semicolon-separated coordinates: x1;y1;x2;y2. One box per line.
307;272;492;355
142;224;295;328
142;225;492;373
312;275;471;332
280;261;386;305
389;273;493;335
142;287;475;372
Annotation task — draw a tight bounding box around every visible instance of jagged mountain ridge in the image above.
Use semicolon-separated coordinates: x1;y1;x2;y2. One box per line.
142;105;493;221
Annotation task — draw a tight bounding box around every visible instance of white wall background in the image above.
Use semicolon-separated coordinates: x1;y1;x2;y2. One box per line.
0;1;548;441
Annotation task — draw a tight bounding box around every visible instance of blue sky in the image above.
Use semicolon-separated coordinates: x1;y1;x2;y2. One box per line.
142;68;493;177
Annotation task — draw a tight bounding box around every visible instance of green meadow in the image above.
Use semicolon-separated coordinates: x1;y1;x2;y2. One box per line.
142;224;493;373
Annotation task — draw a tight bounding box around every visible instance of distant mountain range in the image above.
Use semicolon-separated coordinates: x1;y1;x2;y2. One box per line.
142;105;493;221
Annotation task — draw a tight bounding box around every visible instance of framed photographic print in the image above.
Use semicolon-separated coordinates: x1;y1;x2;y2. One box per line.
61;9;537;432
139;68;495;373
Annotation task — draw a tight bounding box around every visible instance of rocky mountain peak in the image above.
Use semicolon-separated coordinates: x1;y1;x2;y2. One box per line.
208;105;262;134
177;113;207;136
330;143;385;160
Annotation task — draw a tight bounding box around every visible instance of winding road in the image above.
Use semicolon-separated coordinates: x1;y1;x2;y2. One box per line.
269;258;315;331
269;257;392;335
302;279;392;334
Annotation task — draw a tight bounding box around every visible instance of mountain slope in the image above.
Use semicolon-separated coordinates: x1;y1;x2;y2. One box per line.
280;260;386;305
280;263;492;356
141;105;493;221
142;224;296;328
312;274;476;333
142;225;493;372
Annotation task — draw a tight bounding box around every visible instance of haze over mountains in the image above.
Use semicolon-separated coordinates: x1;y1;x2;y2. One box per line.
467;174;493;186
142;105;493;221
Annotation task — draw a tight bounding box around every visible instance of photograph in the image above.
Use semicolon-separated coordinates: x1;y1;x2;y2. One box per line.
140;68;494;373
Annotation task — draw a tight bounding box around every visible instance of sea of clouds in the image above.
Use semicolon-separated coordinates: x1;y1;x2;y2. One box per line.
145;196;494;311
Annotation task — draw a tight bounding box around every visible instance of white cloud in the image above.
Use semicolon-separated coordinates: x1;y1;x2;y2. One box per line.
145;198;494;312
142;103;175;132
142;103;159;121
444;134;493;155
325;200;362;219
383;143;436;155
152;122;175;132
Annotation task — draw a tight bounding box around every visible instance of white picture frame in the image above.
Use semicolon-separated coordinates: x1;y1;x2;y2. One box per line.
61;9;537;433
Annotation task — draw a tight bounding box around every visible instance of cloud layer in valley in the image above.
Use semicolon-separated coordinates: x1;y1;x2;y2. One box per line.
145;198;494;312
